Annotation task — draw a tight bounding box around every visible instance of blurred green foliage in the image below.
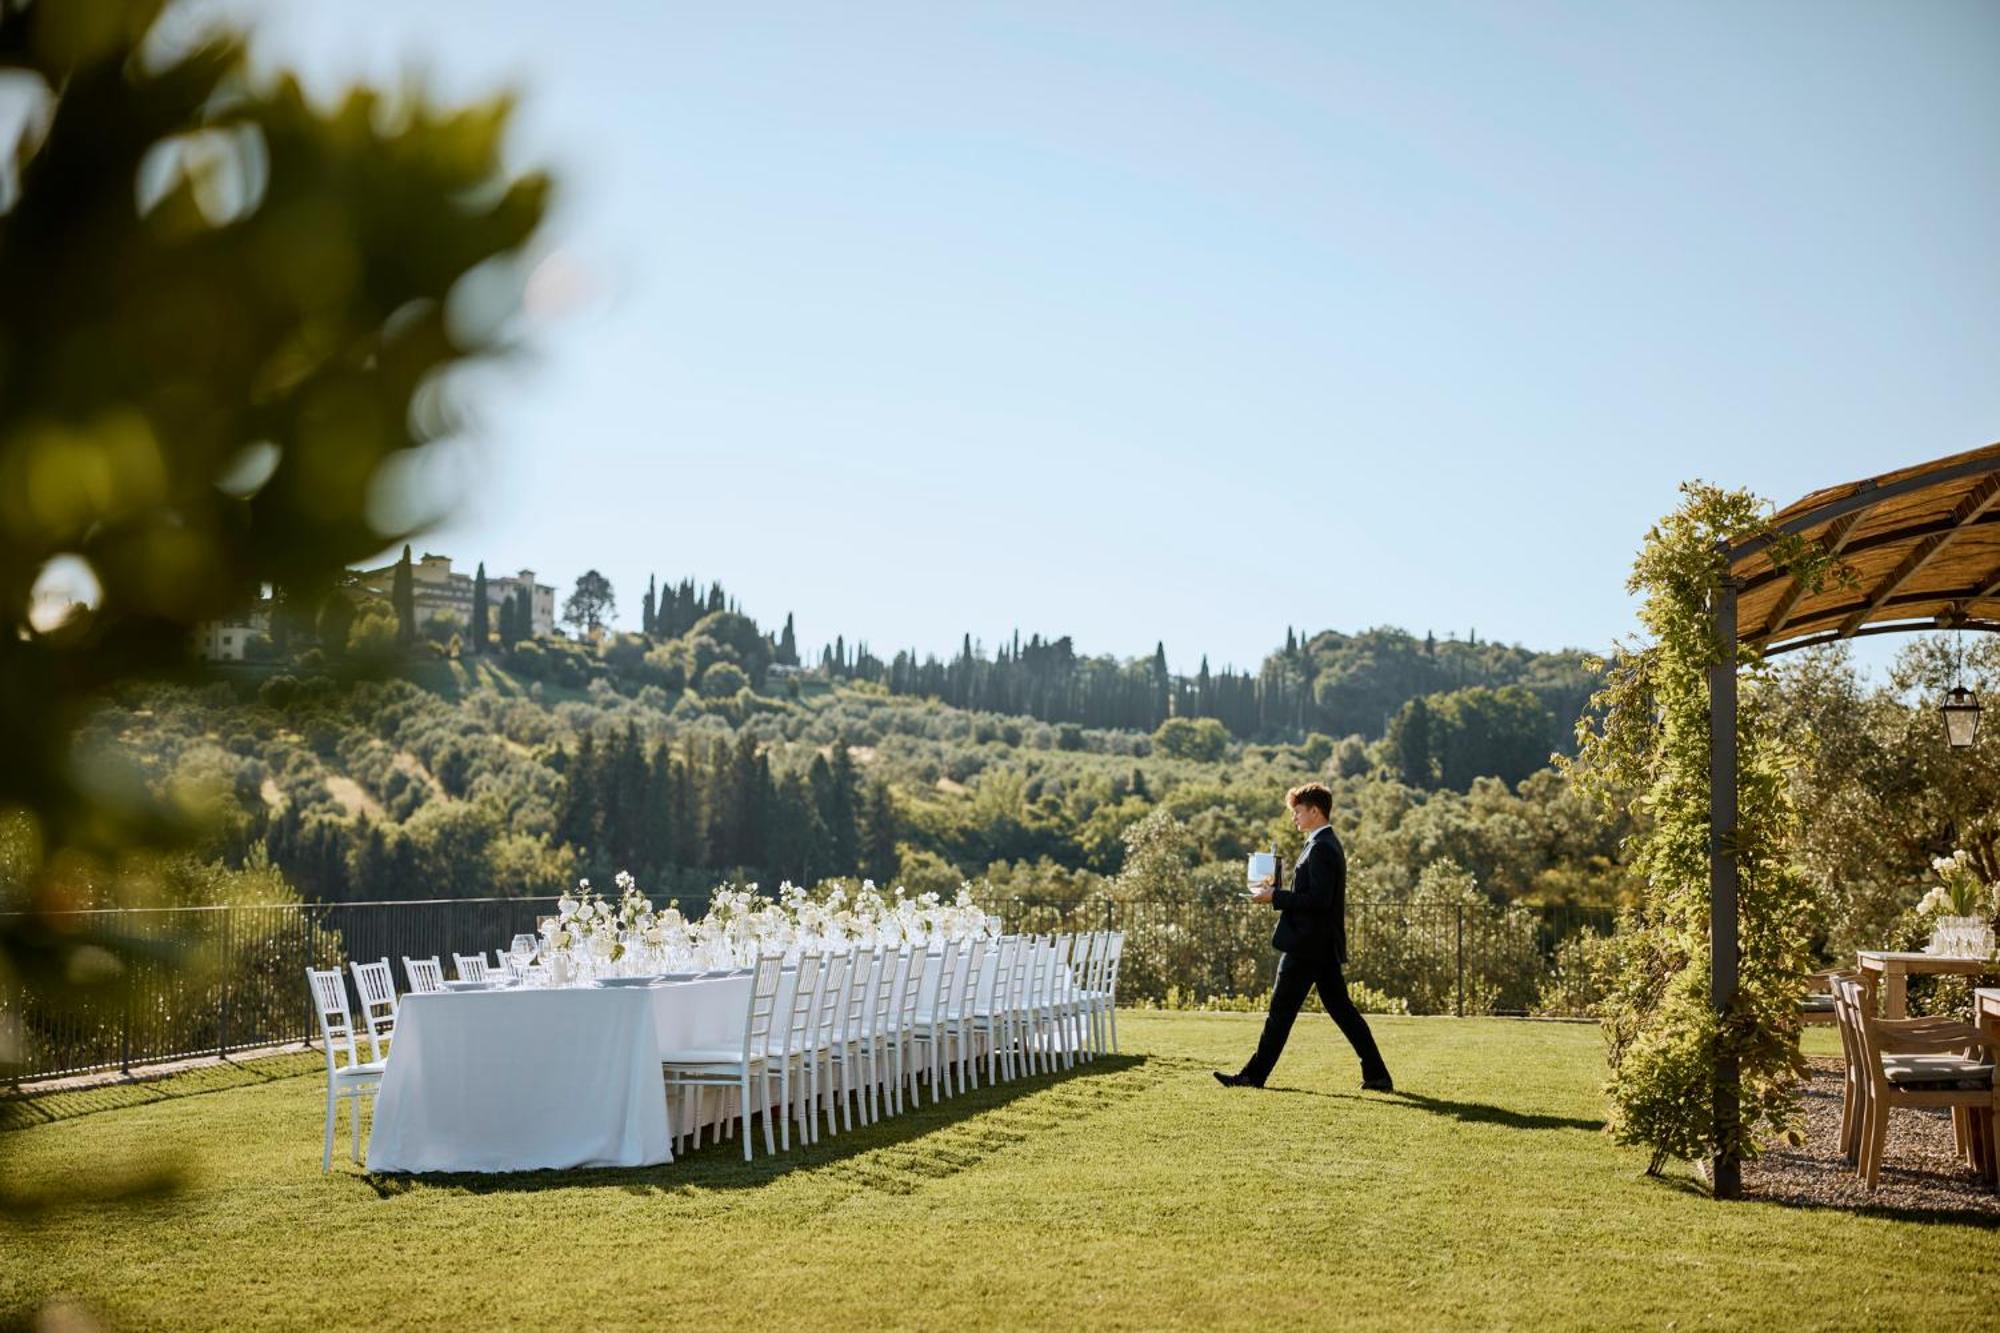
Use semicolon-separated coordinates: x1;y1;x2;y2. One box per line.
0;0;546;1200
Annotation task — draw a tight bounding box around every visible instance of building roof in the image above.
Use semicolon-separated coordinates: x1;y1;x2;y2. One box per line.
1727;440;2000;654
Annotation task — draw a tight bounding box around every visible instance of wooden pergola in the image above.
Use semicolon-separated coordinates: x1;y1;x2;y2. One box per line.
1707;440;2000;1197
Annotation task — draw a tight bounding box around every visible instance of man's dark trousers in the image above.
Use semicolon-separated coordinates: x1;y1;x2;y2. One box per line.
1240;949;1388;1086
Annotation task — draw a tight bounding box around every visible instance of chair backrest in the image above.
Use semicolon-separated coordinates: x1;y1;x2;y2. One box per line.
493;949;511;971
1081;930;1107;990
348;958;396;1060
925;940;960;1021
742;953;787;1061
452;952;490;982
1102;932;1125;994
402;955;444;995
778;953;823;1056
817;951;851;1045
1830;975;1865;1079
1008;933;1032;1009
988;936;1016;1011
1023;934;1049;1007
843;947;874;1033
895;947;926;1029
956;936;986;1016
869;945;899;1031
307;968;363;1071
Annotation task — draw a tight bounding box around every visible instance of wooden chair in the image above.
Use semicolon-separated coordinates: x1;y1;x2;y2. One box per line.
1833;978;1997;1189
1802;968;1839;1027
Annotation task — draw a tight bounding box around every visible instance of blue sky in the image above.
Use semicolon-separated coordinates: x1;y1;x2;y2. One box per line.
217;1;2000;673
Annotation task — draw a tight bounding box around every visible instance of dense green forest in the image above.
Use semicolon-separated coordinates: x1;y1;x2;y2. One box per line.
84;558;1992;978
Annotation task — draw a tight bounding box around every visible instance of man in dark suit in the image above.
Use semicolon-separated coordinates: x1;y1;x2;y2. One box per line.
1215;782;1392;1091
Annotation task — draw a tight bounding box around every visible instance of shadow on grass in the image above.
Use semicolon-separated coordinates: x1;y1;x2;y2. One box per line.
1;1052;322;1133
361;1053;1151;1200
1259;1084;1605;1134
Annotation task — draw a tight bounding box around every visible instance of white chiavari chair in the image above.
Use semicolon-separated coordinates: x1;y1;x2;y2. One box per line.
890;946;928;1114
1045;933;1077;1069
1020;935;1052;1074
661;953;783;1161
968;932;1016;1080
1101;931;1126;1052
770;953;823;1151
307;968;385;1171
810;951;851;1142
348;958;397;1062
1084;929;1114;1056
828;946;877;1129
945;936;985;1095
451;952;490;983
861;944;899;1122
402;955;444;995
968;935;1016;1085
1064;933;1096;1062
910;940;960;1105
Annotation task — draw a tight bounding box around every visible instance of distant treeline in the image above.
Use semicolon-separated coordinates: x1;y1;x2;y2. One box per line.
629;573;1595;748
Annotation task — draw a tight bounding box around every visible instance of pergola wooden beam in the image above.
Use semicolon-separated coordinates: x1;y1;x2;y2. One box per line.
1941;561;2000;625
1737;509;2000;599
1832;473;2000;638
1750;511;1860;645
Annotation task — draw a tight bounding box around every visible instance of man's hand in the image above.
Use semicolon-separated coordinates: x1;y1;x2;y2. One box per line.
1249;879;1275;904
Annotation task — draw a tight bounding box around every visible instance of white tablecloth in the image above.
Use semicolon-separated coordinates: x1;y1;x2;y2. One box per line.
368;987;671;1173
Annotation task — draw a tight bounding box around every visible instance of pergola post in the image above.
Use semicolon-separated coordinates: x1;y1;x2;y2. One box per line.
1708;574;1742;1200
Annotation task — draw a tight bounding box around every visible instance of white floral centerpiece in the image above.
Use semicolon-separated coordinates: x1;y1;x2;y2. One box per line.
1917;850;1998;958
534;873;1004;971
538;877;626;976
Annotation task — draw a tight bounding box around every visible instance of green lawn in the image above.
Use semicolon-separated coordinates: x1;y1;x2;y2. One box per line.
3;1014;1995;1330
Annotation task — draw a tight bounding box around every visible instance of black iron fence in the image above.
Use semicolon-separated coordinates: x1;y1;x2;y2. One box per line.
2;895;1614;1083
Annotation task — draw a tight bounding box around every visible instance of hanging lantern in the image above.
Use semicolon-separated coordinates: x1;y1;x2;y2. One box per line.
1942;685;1981;748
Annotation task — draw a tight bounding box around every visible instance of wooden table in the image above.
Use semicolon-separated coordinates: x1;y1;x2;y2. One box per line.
1855;951;1995;1018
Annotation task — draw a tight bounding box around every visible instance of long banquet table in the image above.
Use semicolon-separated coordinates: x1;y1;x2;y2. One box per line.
367;944;1079;1171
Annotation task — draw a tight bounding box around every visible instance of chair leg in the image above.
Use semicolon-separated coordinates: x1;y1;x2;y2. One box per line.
1864;1092;1890;1190
350;1093;362;1162
1109;1003;1120;1053
841;1051;855;1131
323;1085;337;1173
738;1073;753;1162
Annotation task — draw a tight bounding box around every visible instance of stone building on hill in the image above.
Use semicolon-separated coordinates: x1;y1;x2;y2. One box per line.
354;553;555;639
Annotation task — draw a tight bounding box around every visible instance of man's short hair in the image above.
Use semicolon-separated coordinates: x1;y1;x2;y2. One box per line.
1286;782;1333;817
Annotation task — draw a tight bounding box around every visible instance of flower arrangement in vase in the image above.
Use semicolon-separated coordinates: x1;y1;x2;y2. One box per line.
1917;850;1998;957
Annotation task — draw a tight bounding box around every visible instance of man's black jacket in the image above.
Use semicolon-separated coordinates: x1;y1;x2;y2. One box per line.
1269;825;1346;964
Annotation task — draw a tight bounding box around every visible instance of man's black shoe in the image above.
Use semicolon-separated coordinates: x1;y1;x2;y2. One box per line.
1361;1074;1394;1092
1213;1071;1260;1088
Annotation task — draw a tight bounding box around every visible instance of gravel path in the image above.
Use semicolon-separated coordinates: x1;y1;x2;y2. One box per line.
1745;1057;1999;1218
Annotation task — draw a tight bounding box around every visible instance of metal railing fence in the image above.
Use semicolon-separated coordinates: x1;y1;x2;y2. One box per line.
2;895;1613;1083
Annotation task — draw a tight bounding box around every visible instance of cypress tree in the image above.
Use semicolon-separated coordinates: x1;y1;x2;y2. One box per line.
391;544;415;647
642;574;657;637
778;613;797;666
856;778;899;884
823;740;860;874
559;733;600;851
470;562;489;654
